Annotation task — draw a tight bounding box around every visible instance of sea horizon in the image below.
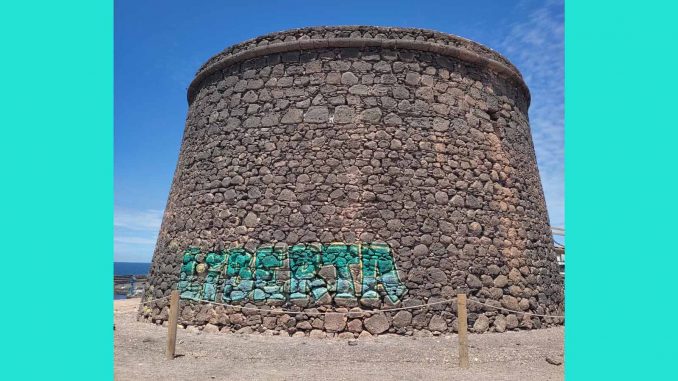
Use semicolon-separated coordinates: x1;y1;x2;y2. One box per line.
114;261;151;276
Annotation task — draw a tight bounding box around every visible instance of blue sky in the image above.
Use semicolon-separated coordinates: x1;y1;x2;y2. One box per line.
114;0;564;262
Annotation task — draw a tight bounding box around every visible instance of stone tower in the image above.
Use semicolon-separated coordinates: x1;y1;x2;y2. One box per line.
141;26;564;336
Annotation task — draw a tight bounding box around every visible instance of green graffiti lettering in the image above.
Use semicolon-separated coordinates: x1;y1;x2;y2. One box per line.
361;243;407;303
178;247;201;299
322;243;360;303
223;248;255;302
177;242;408;306
288;244;323;303
201;251;227;301
254;246;286;302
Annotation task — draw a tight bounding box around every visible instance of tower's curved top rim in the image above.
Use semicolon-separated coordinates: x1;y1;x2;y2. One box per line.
188;25;529;105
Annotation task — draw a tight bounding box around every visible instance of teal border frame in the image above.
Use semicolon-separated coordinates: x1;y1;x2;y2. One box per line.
2;1;677;379
0;1;112;380
566;1;678;379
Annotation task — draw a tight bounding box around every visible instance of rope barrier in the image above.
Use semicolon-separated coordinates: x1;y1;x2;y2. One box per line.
113;295;170;312
178;296;455;316
466;299;564;318
115;294;563;319
153;295;565;319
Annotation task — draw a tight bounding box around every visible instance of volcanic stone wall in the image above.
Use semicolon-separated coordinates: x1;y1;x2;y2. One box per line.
141;26;564;337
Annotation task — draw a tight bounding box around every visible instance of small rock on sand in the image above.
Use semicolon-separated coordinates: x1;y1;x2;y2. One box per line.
546;354;563;365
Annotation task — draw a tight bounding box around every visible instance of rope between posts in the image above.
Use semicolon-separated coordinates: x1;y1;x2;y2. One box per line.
142;295;171;305
116;295;564;319
179;296;454;316
465;299;564;318
114;295;170;312
165;296;564;318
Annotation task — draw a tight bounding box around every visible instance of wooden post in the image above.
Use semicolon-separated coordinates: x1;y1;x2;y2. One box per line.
166;290;180;360
457;293;469;369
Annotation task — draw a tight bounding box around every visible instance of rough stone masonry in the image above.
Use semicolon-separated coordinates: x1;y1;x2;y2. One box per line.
140;26;564;338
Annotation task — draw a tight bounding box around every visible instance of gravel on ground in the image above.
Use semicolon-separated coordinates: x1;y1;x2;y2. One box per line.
114;299;563;381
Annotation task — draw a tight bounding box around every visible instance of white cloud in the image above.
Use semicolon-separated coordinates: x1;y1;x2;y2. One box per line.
114;206;163;262
114;236;157;245
114;207;164;231
114;240;157;263
495;0;565;228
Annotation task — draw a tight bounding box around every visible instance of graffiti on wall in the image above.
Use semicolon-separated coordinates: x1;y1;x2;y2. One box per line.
178;243;407;306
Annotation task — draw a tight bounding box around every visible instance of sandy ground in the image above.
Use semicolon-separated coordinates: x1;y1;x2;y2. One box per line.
114;299;563;381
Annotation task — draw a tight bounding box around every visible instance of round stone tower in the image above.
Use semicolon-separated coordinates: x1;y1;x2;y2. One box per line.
141;26;564;336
